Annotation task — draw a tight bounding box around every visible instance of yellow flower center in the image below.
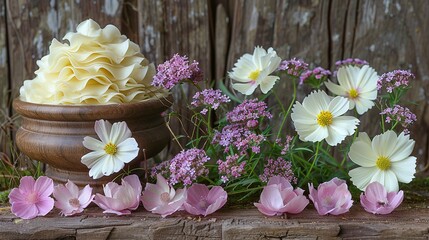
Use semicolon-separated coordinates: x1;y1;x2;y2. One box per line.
376;156;391;170
104;143;117;155
317;111;333;127
348;88;359;99
248;69;261;80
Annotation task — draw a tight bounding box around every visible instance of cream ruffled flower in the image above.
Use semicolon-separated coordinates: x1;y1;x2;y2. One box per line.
81;120;139;179
20;19;166;104
348;131;416;192
325;65;378;115
229;46;281;95
291;90;359;146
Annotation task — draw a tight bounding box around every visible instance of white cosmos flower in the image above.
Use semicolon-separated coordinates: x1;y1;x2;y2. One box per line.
325;65;378;115
81;120;139;179
291;90;359;146
229;46;281;95
348;131;416;192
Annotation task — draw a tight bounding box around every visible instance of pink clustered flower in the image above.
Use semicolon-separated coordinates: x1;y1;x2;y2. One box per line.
275;135;294;155
217;154;246;183
254;176;309;216
299;67;331;85
213;99;270;154
9;176;54;219
226;99;273;126
335;58;369;68
308;178;353;215
191;89;230;115
360;181;403;215
152;54;203;90
213;123;265;154
278;58;309;77
380;105;417;133
377;69;414;92
152;148;209;186
183;184;227;216
259;157;297;184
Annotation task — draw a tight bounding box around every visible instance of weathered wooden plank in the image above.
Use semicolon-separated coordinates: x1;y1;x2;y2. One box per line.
6;0;54;96
1;205;429;239
0;0;10;154
138;0;212;155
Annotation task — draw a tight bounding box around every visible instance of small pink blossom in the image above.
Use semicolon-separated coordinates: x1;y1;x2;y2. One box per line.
277;58;309;77
151;148;209;186
259;157;296;184
217;154;246;183
53;180;94;216
254;176;309;216
9;176;55;219
93;175;142;215
360;181;404;215
308;178;353;215
141;174;187;218
152;54;203;90
183;184;227;216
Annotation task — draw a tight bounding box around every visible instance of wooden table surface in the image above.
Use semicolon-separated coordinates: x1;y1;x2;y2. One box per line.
0;202;428;240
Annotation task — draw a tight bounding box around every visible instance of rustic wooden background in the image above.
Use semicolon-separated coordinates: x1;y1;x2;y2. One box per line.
0;0;428;174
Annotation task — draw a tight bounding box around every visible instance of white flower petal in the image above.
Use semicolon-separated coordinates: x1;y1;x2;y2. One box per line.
110;156;126;172
82;137;104;151
348;139;377;167
359;90;377;100
372;130;397;157
294;122;319;142
337;66;355;89
331;116;359;135
291;103;316;124
302;90;330;113
101;155;115;176
232;83;258;95
390;132;415;162
94;120;112;143
81;151;107;168
349;167;379;191
391;156;416;183
115;151;138;164
88;160;107;179
325;127;347;146
329;96;350;117
356;65;378;90
325;80;346;96
110;121;132;144
371;170;399;192
304;126;328;143
354;98;375;115
259;75;279;94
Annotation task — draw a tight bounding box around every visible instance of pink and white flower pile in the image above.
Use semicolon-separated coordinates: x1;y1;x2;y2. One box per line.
9;47;417;220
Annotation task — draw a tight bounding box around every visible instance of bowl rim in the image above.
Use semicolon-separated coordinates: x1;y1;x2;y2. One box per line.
13;95;173;121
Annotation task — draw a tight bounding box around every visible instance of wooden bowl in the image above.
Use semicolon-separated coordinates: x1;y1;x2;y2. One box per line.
13;96;172;189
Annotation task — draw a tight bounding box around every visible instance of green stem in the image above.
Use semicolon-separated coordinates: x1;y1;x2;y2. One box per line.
227;186;264;195
303;141;320;183
275;78;297;139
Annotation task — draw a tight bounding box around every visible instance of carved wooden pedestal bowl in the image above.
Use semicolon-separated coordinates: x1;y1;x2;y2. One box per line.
13;96;172;189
